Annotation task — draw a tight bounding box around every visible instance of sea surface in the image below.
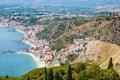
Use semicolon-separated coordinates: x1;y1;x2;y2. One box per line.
0;26;37;77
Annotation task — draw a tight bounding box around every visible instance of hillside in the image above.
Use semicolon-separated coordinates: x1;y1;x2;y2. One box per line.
37;14;120;74
36;16;88;51
37;14;120;51
0;62;119;80
72;40;120;74
21;63;119;80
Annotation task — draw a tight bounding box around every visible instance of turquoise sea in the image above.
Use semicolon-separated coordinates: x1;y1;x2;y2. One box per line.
0;26;37;77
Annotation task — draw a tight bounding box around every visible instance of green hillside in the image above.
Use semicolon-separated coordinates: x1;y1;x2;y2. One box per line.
0;62;119;80
0;14;120;80
36;16;89;51
37;14;120;51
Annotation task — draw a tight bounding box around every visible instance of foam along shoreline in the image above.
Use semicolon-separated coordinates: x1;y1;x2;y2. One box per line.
22;40;36;48
15;29;37;48
0;24;9;27
17;51;46;68
16;29;46;68
0;25;36;48
0;25;46;68
15;29;25;35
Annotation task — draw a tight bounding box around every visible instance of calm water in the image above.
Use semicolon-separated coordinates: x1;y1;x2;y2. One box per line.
0;26;37;77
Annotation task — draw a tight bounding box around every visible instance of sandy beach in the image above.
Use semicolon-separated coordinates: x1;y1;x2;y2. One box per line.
0;25;46;68
16;29;46;68
16;29;37;48
16;29;26;35
17;51;46;68
22;40;36;48
16;27;48;68
0;24;9;27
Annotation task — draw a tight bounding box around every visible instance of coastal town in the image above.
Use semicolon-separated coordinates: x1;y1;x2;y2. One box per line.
0;14;120;76
0;15;120;75
57;37;95;64
0;1;120;79
0;18;96;67
0;19;56;67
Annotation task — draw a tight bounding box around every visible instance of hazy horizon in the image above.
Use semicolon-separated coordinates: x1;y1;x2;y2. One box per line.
0;0;120;7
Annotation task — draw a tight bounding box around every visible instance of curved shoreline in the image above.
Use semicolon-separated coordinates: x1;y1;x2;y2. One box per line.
16;29;46;68
17;51;46;67
0;25;46;68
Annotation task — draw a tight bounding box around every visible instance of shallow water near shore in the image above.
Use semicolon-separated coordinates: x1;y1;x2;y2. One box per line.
0;26;37;77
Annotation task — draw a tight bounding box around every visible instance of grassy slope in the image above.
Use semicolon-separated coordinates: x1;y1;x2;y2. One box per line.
72;40;120;74
36;17;88;51
21;63;120;80
0;76;18;80
0;62;119;80
57;15;120;46
37;14;120;74
37;14;120;51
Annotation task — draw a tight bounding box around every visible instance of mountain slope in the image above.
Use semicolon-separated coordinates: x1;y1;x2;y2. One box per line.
1;62;119;80
73;40;120;74
37;14;120;51
59;14;120;46
37;14;120;74
21;63;120;80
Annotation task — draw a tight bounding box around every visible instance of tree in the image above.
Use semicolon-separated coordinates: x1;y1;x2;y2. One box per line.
107;57;113;69
44;67;47;80
81;63;85;71
59;69;65;76
27;76;30;80
75;63;85;73
101;69;120;80
6;75;8;79
54;72;60;80
78;71;85;80
67;65;72;80
47;68;53;80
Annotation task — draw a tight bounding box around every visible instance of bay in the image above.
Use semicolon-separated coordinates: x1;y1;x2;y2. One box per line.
0;26;37;77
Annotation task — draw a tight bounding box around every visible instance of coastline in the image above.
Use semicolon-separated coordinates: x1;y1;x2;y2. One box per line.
14;29;37;48
16;28;46;68
17;51;46;67
22;40;36;48
0;24;46;68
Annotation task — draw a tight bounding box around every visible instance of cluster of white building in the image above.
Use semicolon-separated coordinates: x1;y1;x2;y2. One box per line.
0;19;54;65
57;37;95;63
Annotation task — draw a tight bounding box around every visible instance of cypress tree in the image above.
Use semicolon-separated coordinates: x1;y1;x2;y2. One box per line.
44;67;47;80
27;76;30;80
47;68;53;80
107;57;113;69
54;72;59;80
67;65;72;80
6;75;8;79
79;71;85;80
81;63;85;71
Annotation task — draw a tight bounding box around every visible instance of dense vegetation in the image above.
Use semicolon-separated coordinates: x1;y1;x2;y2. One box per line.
37;14;120;51
0;62;119;80
36;17;89;51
